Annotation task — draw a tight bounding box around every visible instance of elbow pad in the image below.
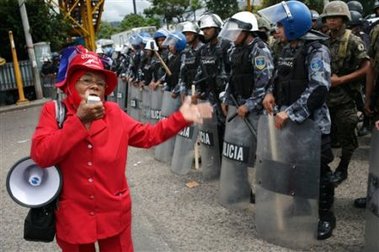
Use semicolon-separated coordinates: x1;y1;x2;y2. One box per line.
307;86;328;111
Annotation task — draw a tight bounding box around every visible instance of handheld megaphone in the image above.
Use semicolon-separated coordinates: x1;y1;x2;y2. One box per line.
6;157;62;208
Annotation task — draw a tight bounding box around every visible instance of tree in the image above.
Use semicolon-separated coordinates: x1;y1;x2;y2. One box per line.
0;0;70;61
144;0;190;24
205;0;239;20
119;14;160;31
97;21;118;39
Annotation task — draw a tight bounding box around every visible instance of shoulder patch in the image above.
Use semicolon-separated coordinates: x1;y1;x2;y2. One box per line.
358;43;365;51
310;58;323;72
254;56;267;70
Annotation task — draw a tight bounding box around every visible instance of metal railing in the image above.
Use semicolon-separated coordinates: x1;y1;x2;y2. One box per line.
0;60;34;91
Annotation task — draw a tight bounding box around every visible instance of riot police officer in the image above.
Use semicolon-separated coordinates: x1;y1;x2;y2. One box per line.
177;21;204;101
193;13;231;150
218;11;274;207
261;0;335;240
321;1;371;186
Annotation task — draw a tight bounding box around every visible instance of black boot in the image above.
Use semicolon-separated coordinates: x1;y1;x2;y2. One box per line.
331;158;350;186
318;173;335;240
354;197;367;209
317;212;336;240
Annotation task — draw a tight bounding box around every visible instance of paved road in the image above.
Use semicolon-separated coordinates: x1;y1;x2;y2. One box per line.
0;101;372;251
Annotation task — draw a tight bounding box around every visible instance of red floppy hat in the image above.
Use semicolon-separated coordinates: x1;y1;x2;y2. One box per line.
55;46;117;96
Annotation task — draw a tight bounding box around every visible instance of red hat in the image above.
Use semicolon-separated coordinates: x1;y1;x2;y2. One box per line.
55;46;117;96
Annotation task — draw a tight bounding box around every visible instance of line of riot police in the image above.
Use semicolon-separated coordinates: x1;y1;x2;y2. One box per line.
98;1;379;250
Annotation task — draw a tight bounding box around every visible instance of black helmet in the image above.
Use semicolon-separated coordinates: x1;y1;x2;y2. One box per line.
347;1;363;14
349;10;363;26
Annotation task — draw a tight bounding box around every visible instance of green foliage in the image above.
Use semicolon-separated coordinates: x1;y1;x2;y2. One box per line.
205;0;239;20
97;21;117;40
120;13;159;31
0;0;70;60
144;0;190;23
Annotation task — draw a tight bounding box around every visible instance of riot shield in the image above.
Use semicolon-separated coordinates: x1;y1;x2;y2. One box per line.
171;125;199;175
255;115;320;250
116;77;127;111
128;83;142;121
154;91;180;163
364;129;379;252
198;109;221;180
140;87;151;123
219;106;259;208
149;87;163;124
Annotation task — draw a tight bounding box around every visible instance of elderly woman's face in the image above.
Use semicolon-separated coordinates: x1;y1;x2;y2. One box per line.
75;71;106;100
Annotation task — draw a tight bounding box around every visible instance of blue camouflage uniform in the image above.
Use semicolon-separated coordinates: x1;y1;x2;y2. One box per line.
268;40;331;134
178;42;204;95
224;37;274;114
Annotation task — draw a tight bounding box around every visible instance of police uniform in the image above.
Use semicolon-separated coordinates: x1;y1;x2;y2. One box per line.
327;27;370;177
270;33;335;239
224;37;274;115
178;41;204;95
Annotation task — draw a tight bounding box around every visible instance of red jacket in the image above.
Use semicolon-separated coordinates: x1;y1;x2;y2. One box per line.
31;100;188;244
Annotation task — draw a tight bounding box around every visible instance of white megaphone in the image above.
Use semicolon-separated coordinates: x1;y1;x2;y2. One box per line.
6;157;62;208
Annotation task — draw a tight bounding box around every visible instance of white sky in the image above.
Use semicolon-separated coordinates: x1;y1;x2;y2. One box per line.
102;0;152;22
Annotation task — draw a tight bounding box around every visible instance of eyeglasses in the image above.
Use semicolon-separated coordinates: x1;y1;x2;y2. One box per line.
78;78;106;88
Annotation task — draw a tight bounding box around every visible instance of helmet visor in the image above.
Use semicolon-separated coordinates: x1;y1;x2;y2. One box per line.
258;1;293;25
218;19;246;42
162;36;178;48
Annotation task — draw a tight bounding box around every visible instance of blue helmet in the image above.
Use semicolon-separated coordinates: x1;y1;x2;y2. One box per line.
138;32;152;44
162;31;186;52
129;33;142;46
258;0;312;40
153;28;168;39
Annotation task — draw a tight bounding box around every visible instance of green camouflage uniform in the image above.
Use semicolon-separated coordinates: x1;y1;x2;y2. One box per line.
369;23;379;120
327;27;370;164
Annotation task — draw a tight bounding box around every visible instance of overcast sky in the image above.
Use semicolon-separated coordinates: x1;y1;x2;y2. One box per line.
102;0;152;22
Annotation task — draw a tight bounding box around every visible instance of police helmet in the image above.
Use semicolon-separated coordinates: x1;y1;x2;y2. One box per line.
310;10;320;21
144;39;159;51
321;1;351;22
138;32;152;44
129;33;143;46
349;10;363;26
198;13;223;29
153;28;168;39
375;0;379;10
258;0;312;41
180;21;200;34
95;47;104;54
219;11;259;42
162;31;186;52
347;1;363;14
256;14;272;32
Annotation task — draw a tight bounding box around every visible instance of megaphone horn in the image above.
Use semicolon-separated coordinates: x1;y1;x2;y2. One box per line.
6;157;62;208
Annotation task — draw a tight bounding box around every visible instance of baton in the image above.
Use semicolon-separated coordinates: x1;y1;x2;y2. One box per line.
154;51;172;76
229;94;257;136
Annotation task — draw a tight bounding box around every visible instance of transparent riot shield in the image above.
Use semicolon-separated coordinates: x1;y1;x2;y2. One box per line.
116;77;127;111
149;87;163;124
219;106;258;208
171;125;199;175
198;109;221;180
140;87;151;123
128;83;142;121
364;129;379;252
255;115;320;250
154;91;180;163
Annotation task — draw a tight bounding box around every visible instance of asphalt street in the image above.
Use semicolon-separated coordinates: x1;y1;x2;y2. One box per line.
0;100;373;252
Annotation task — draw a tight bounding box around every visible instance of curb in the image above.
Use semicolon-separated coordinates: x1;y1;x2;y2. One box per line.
0;98;50;114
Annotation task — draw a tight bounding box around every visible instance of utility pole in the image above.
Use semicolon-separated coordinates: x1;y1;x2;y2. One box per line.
133;0;137;14
18;0;43;99
247;0;252;12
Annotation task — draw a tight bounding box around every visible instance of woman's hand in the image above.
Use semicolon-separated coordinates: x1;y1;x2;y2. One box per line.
76;97;105;124
179;96;213;124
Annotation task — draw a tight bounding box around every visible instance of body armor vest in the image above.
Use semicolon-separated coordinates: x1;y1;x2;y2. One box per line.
199;43;223;93
183;48;200;88
275;41;321;106
229;41;256;99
